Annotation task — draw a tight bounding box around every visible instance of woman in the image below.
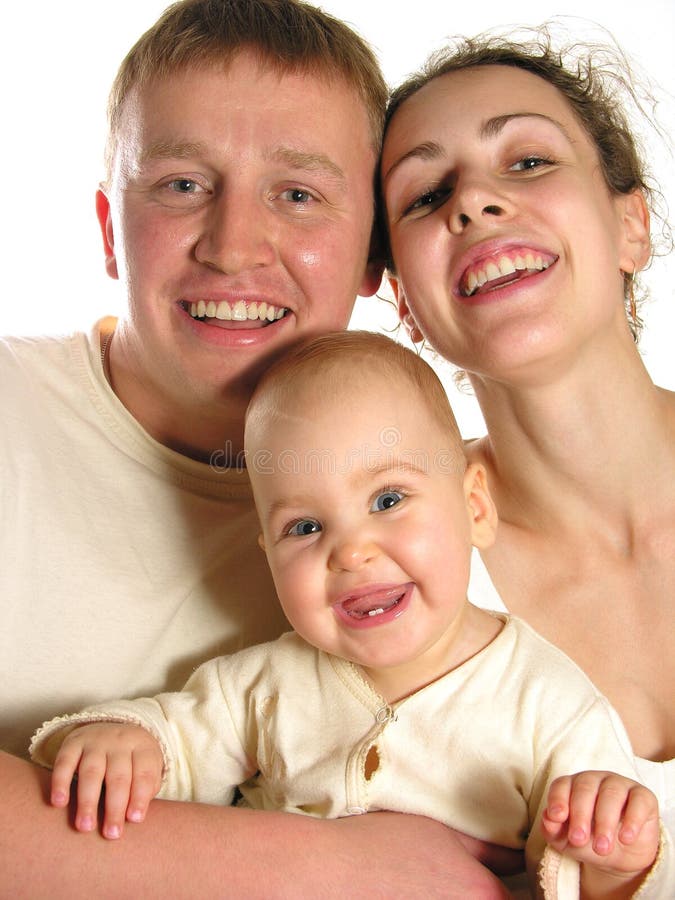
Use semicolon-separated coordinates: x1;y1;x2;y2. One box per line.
381;24;674;861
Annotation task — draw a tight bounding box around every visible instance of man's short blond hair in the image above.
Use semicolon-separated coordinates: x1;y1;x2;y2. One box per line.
104;0;388;183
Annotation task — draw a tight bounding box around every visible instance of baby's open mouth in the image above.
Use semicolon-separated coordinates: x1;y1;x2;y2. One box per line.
336;583;413;625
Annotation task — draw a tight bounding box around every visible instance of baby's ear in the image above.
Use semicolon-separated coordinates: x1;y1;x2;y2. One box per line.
257;533;266;552
388;276;424;344
463;464;498;549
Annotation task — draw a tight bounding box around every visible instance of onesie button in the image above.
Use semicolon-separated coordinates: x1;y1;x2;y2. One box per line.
375;706;396;724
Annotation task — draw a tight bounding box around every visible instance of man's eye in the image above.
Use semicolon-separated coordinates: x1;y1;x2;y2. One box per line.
287;519;322;536
168;178;201;193
282;188;313;203
509;156;552;172
371;491;404;513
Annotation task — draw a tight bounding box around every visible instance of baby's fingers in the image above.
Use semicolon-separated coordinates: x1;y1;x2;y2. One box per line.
615;783;658;846
585;774;633;855
126;745;164;825
50;742;85;809
99;751;136;839
72;749;110;833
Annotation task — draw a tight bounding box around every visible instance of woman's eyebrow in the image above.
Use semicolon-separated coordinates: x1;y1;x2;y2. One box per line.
383;112;573;185
481;112;573;142
382;141;444;186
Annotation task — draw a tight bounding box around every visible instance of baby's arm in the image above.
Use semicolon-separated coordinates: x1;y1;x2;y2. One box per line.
541;770;660;898
50;722;164;840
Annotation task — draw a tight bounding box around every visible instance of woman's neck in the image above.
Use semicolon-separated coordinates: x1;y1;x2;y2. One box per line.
469;343;675;534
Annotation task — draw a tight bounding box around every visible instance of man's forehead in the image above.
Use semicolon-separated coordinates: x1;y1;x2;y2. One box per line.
119;63;375;162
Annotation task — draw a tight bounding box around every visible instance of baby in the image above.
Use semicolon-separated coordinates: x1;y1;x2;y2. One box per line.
31;331;666;898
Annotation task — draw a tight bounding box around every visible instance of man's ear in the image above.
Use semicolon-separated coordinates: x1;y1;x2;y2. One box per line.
388;276;424;344
463;463;497;550
358;225;386;298
358;256;385;298
96;187;119;281
618;189;651;273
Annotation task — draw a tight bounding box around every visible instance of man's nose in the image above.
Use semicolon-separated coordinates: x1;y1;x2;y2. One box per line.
194;191;276;274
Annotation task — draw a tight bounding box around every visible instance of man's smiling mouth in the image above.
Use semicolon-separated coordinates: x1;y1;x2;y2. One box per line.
185;299;289;324
460;249;558;297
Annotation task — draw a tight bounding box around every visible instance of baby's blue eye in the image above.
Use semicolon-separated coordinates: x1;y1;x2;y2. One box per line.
287;519;321;536
371;491;404;512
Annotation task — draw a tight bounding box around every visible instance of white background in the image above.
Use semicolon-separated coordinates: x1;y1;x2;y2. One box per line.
2;1;672;435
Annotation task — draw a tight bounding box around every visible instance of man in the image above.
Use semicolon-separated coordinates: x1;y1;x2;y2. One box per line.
0;1;514;894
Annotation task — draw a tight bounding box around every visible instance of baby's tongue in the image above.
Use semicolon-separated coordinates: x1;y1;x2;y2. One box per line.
341;587;401;619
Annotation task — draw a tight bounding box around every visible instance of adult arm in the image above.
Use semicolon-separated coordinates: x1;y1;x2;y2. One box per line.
0;752;512;900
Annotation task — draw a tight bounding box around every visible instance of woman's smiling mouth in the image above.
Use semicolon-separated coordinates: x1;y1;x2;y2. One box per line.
460;249;558;297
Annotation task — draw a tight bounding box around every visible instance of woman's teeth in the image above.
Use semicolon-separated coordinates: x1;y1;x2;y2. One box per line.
463;252;554;297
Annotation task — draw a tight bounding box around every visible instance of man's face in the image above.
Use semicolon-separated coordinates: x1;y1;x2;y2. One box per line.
99;53;381;415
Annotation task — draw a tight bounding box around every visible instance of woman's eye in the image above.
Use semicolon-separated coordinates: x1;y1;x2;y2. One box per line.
509;156;552;172
405;187;450;215
371;491;404;513
287;519;322;537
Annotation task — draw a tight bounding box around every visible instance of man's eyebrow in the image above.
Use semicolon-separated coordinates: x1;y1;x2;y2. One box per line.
137;142;347;187
139;139;208;164
269;147;347;185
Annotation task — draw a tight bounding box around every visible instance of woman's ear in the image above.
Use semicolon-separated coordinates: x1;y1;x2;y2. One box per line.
388;276;425;344
463;463;498;550
618;189;651;273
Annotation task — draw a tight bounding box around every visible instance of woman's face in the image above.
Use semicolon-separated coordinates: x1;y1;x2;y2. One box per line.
381;65;644;383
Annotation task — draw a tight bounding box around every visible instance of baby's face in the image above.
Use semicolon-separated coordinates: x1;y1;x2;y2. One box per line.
248;374;484;674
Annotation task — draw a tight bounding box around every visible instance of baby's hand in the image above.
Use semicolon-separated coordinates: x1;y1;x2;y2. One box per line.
50;722;163;839
542;771;659;889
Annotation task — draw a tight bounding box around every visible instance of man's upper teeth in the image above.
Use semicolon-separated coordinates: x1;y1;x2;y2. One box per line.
189;299;286;321
465;252;551;295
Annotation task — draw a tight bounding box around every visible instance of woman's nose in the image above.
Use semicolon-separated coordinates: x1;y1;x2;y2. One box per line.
447;176;511;234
